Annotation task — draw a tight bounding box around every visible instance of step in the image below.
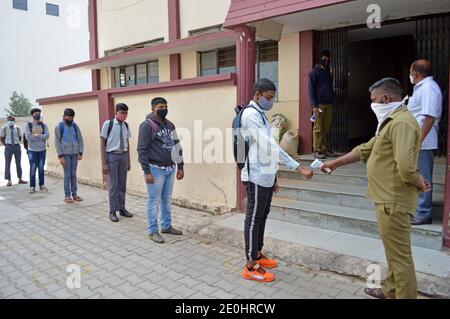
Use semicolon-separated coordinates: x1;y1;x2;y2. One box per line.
280;162;446;192
276;178;444;218
270;196;443;250
199;213;450;297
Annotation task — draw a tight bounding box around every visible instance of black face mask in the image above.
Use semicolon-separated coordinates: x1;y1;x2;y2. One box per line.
320;58;329;68
64;119;73;125
156;109;168;119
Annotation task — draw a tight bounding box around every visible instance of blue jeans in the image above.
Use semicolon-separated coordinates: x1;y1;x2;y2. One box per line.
145;165;175;235
28;150;46;188
415;150;434;220
63;155;78;197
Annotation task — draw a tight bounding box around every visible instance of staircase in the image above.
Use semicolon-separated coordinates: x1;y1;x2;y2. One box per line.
272;155;446;250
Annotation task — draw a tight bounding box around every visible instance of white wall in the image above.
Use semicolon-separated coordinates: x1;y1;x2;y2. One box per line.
0;0;91;117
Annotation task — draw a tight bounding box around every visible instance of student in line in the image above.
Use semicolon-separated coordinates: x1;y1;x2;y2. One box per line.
137;97;185;244
0;115;27;186
100;103;133;222
24;108;49;193
239;79;314;282
55;108;84;204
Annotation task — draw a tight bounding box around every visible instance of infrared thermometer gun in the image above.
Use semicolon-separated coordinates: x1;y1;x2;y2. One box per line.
310;159;332;175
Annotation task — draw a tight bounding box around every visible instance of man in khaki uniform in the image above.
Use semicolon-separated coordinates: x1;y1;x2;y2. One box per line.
323;78;431;299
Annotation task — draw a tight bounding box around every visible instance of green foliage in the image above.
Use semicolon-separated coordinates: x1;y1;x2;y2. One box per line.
4;91;33;117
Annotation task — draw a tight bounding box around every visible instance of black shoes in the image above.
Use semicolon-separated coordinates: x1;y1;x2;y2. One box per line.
161;226;183;235
109;212;119;223
119;209;133;218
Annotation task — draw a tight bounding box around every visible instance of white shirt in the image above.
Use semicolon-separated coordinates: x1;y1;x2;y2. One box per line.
100;119;132;152
407;76;443;150
240;101;300;188
1;124;21;145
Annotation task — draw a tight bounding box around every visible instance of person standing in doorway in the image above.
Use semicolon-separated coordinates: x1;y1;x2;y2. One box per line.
55;108;84;204
0;115;27;186
24;108;49;193
408;59;443;225
308;49;336;159
323;78;430;299
239;79;313;282
100;103;133;222
137;97;185;244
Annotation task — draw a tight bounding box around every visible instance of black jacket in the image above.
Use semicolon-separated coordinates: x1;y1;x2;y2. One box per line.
308;63;335;107
137;113;184;174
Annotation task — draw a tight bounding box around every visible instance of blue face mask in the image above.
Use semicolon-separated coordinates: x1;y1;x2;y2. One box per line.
258;96;274;111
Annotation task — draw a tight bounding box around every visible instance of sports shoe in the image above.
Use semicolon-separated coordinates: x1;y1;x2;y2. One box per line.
29;187;36;194
257;255;278;269
242;264;274;282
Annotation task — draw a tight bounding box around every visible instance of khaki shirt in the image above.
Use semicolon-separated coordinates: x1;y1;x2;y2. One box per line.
351;105;421;211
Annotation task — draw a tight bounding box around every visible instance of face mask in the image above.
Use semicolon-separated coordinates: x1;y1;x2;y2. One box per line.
116;113;127;122
7;121;14;127
320;58;329;68
258;96;274;111
409;75;415;85
156;109;168;119
371;95;408;134
64;119;73;125
33;114;41;121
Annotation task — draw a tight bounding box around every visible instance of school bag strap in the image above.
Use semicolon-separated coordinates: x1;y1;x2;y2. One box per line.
106;119;129;141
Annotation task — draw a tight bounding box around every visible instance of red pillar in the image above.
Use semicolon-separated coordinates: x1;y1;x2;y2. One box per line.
298;30;314;154
168;0;181;80
234;25;256;211
88;0;100;91
443;68;450;248
98;92;115;188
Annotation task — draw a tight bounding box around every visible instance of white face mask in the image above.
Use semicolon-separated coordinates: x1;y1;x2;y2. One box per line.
7;121;14;127
409;75;415;85
371;95;408;135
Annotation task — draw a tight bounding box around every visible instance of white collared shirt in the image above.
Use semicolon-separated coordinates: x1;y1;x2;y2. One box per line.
240;101;300;188
407;76;443;150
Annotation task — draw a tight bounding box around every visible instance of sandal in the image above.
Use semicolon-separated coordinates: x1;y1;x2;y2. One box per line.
364;288;386;299
73;196;83;202
64;197;74;204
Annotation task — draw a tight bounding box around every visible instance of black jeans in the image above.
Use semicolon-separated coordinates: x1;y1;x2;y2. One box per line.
244;182;274;261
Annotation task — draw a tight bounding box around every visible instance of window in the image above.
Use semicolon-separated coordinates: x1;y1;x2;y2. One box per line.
199;41;278;81
256;41;279;92
113;60;159;88
200;47;236;76
147;61;159;84
46;3;59;17
136;64;147;85
13;0;27;11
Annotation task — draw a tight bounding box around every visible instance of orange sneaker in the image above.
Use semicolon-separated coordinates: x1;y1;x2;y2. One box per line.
256;255;278;269
242;264;275;282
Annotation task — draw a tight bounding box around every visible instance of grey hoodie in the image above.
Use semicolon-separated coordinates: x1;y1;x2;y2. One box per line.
54;122;84;157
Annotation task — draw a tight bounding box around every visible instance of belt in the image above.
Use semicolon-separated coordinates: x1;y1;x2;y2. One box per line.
107;151;128;155
150;164;176;169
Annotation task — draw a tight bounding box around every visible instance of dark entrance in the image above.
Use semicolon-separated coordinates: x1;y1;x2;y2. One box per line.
315;13;450;153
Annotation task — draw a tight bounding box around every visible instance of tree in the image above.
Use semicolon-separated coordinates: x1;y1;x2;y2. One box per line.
4;91;33;117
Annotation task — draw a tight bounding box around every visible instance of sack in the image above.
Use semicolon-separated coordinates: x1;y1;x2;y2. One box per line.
280;129;299;156
270;113;288;143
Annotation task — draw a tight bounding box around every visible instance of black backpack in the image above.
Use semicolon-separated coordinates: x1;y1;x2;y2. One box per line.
232;104;266;172
23;122;45;151
106;119;129;141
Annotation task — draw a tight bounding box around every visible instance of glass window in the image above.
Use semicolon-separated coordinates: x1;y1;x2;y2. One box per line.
125;66;135;87
218;47;236;74
136;64;147;85
114;67;126;88
257;41;279;92
200;51;218;76
46;3;59;16
13;0;27;11
147;61;159;83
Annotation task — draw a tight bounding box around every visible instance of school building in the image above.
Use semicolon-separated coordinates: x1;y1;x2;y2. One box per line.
37;0;450;249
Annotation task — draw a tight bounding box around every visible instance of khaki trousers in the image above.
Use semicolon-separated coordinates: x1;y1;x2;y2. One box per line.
375;203;417;299
312;104;333;152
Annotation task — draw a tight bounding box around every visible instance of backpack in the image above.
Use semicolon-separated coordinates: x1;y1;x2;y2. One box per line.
106;119;129;141
147;117;175;141
232;105;266;173
23;122;45;151
59;122;79;142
